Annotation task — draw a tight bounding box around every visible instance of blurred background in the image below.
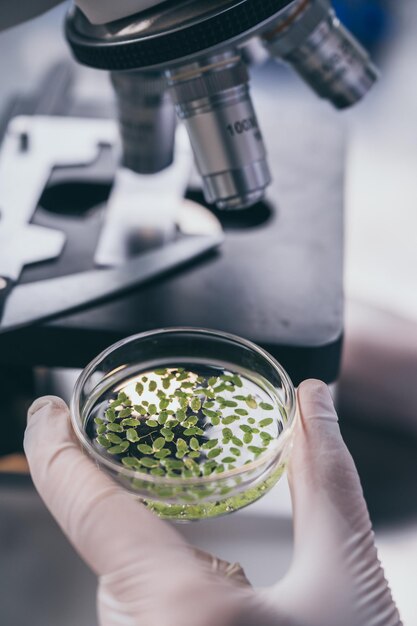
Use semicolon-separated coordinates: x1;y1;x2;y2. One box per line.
0;1;416;625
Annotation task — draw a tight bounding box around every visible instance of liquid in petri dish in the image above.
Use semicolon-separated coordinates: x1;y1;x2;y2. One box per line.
85;362;288;519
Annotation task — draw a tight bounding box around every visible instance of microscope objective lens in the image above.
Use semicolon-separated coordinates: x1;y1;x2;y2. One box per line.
167;53;271;210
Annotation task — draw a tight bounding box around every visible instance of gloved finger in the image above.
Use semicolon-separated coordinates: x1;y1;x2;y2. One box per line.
269;380;401;626
24;396;195;578
0;1;63;32
25;398;260;626
289;379;370;547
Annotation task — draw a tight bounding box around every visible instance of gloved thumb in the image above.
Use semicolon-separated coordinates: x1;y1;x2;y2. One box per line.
24;397;256;626
269;380;401;626
289;379;370;556
24;396;193;578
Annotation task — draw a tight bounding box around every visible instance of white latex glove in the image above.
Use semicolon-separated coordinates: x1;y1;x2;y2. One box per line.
24;380;402;626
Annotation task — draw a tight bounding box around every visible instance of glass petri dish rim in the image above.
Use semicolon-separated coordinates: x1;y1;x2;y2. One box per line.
70;327;297;487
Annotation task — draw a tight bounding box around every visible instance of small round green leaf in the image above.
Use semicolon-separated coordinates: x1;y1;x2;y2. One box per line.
106;433;123;445
183;428;198;436
122;457;140;468
246;396;258;409
151;467;166;476
107;423;124;433
96;436;111;448
137;444;153;455
163;459;184;470
207;448;221;459
139;457;159;468
105;409;116;422
190;397;201;412
202;439;218;450
154;449;171;459
126;429;139;443
153;437;166;451
108;441;129;455
190;437;199;451
248;445;263;455
122;418;141;427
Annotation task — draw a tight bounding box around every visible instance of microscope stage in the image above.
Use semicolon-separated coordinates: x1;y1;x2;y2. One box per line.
0;66;344;384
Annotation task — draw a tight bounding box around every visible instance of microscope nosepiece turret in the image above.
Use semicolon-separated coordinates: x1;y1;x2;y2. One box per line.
66;0;378;209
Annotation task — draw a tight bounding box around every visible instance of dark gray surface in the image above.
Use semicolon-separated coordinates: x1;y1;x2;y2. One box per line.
1;235;223;332
45;77;346;351
0;68;345;383
0;475;97;626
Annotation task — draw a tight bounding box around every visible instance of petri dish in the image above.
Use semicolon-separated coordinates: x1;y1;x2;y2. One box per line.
71;328;297;521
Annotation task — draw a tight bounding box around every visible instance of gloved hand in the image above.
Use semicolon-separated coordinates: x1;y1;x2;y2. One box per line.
24;380;402;626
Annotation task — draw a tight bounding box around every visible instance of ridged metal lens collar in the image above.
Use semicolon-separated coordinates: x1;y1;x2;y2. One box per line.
66;0;296;71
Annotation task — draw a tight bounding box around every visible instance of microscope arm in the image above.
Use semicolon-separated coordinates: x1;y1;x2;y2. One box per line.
0;0;63;32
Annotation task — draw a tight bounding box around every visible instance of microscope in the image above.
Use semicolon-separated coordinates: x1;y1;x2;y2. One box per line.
66;0;378;210
0;0;379;386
